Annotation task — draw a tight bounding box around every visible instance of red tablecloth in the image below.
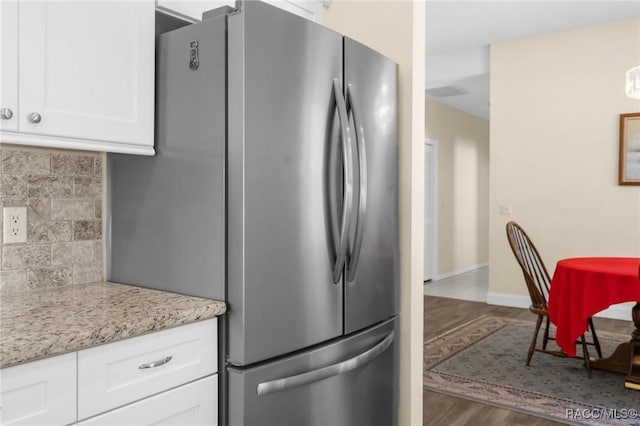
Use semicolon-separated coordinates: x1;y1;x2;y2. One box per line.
548;257;640;357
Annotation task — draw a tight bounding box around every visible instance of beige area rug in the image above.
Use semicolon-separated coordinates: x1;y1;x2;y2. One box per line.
424;315;640;426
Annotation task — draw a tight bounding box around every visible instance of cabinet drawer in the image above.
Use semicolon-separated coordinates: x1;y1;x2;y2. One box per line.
0;353;76;426
78;374;217;426
78;319;217;419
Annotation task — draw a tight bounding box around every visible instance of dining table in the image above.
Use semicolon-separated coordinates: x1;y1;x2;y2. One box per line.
548;257;640;389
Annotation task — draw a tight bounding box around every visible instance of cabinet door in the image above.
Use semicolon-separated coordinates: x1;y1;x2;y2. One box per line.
0;353;77;426
156;1;323;23
0;0;18;131
78;375;217;426
77;318;217;420
261;1;324;23
18;1;154;147
156;0;234;22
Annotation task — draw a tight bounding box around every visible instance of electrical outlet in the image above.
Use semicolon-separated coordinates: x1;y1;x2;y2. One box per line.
3;207;27;244
499;204;512;216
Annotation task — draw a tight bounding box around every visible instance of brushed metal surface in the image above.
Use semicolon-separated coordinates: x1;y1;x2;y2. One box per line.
138;356;173;370
343;38;399;334
256;330;394;396
331;78;354;285
108;17;226;301
228;318;398;426
227;1;344;366
345;83;366;283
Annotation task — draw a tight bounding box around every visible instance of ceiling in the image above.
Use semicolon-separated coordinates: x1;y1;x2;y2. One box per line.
425;1;640;120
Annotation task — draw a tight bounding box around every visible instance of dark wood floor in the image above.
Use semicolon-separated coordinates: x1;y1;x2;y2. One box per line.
423;295;634;426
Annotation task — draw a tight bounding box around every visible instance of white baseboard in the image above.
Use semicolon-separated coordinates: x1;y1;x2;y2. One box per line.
433;262;488;281
594;304;636;321
486;292;635;321
486;292;530;309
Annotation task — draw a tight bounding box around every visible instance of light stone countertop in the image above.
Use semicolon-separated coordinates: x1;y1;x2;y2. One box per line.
0;281;226;368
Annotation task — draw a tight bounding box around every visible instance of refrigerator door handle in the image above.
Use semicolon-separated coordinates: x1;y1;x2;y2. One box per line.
331;79;354;284
346;83;367;282
256;331;394;396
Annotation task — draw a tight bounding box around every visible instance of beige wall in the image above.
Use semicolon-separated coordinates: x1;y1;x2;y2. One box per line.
426;99;489;275
323;2;425;425
490;19;640;298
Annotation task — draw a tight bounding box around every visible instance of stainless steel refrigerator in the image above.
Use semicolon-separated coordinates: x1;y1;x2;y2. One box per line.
108;2;399;425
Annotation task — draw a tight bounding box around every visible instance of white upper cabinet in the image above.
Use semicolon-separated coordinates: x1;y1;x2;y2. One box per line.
261;0;324;22
156;0;324;23
156;0;235;22
0;1;18;132
1;1;155;155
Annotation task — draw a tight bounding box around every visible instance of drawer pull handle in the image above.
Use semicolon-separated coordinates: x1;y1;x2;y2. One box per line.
138;356;173;369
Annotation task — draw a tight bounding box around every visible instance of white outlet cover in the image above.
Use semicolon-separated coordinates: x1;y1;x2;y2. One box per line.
499;205;512;216
3;207;27;244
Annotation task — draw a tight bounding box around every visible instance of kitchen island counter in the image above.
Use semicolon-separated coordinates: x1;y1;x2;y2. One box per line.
0;281;225;368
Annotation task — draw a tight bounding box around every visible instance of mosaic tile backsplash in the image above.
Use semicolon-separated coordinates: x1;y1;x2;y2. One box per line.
0;145;105;293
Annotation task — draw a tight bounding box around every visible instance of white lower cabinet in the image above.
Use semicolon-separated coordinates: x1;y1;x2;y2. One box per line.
78;375;217;426
0;318;218;426
0;353;76;426
77;319;217;419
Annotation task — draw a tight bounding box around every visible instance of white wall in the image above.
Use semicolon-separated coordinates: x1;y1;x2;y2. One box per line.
426;98;489;276
323;2;425;425
490;19;640;300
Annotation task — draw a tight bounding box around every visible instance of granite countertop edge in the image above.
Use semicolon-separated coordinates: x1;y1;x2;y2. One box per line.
0;281;226;369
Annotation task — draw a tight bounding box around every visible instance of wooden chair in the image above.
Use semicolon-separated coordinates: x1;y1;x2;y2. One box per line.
505;221;602;378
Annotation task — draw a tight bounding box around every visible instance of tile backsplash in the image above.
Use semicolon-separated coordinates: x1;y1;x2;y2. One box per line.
0;144;105;293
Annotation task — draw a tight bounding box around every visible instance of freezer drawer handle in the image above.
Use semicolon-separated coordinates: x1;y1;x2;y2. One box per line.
138;356;173;370
256;331;394;396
